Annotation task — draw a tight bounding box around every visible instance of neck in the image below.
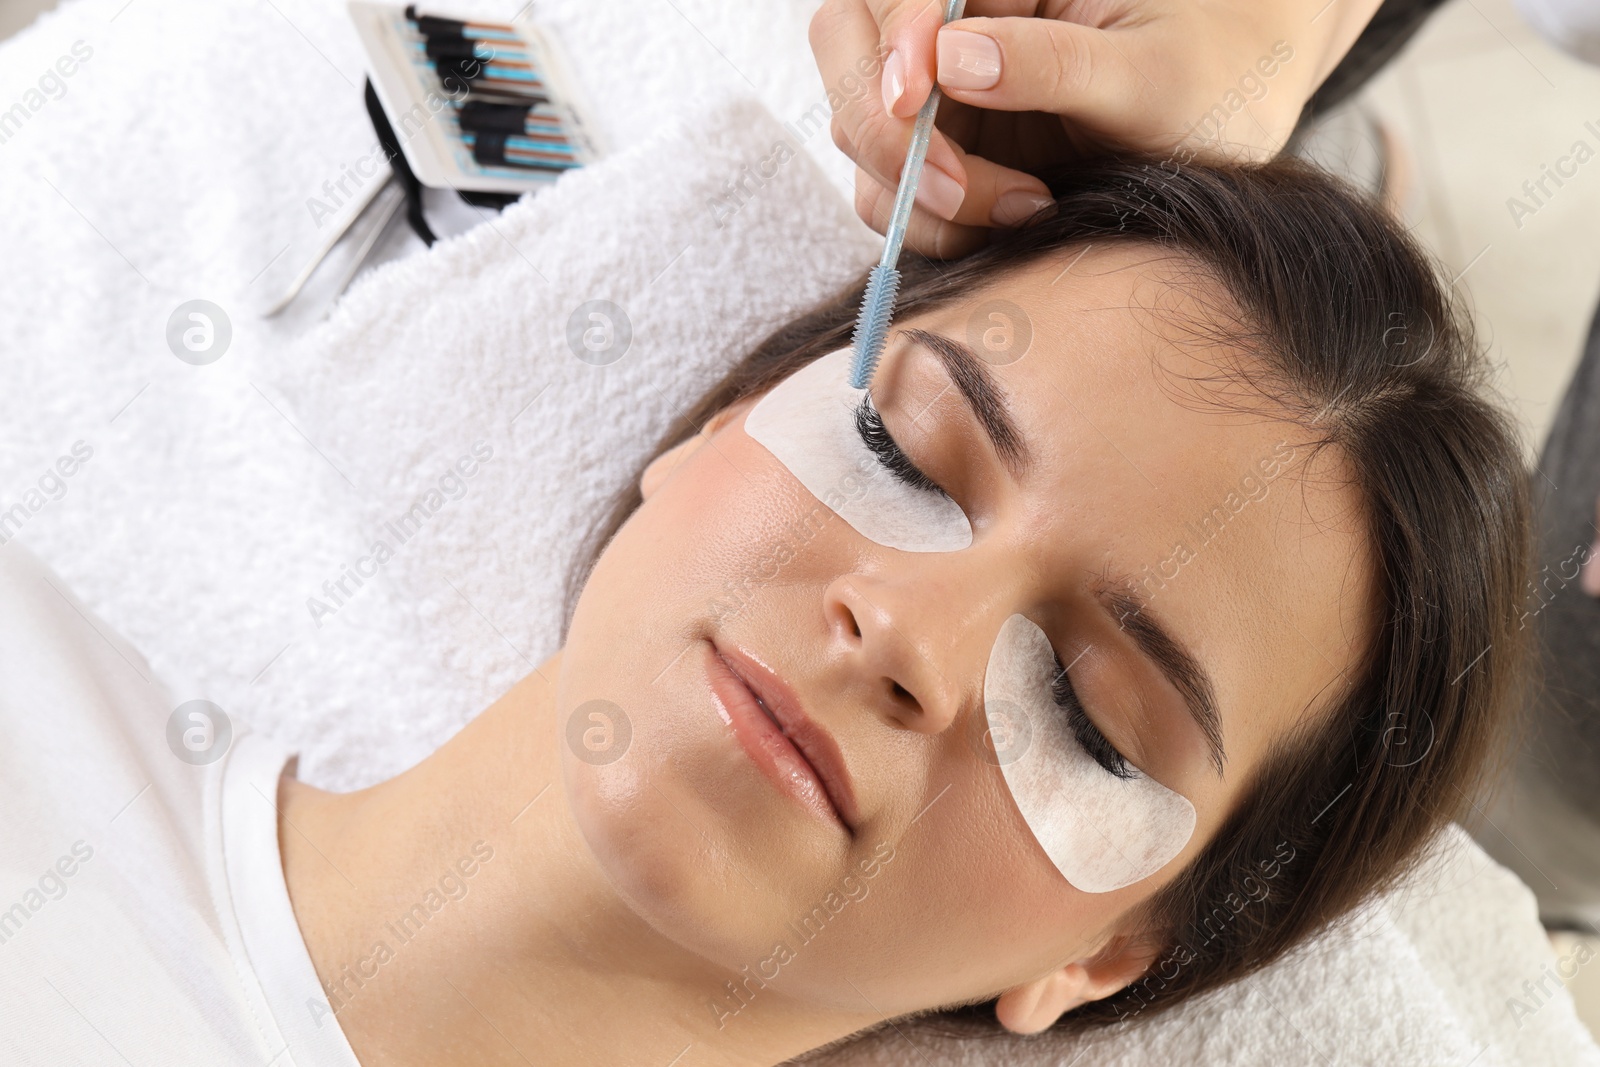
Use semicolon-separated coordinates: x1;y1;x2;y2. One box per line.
280;651;874;1067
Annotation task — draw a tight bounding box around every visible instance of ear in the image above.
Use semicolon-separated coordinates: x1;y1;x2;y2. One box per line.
638;400;750;501
992;935;1163;1035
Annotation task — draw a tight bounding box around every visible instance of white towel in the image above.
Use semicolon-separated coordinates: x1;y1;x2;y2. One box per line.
0;0;877;790
800;825;1600;1066
262;88;881;785
0;1;1595;1064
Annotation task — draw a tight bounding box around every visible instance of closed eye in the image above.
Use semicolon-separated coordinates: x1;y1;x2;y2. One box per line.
854;395;950;498
1052;652;1135;779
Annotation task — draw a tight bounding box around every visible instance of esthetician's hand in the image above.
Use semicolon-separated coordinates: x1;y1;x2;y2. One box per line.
810;0;1385;257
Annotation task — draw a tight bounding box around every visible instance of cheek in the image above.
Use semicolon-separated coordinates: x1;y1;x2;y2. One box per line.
593;435;803;622
985;614;1196;893
553;406;889;974
786;763;1122;1013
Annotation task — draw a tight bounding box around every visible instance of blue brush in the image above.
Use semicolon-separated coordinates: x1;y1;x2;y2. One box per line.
848;0;968;390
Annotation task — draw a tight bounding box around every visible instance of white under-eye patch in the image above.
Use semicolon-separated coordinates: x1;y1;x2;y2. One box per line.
984;613;1196;893
743;347;972;552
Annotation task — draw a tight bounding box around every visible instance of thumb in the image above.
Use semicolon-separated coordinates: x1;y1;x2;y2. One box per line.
936;16;1146;125
875;0;947;118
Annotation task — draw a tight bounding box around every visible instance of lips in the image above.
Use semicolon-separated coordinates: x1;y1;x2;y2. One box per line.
705;640;860;834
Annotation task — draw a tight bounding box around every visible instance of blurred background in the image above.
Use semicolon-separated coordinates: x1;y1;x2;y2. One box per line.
1306;0;1600;455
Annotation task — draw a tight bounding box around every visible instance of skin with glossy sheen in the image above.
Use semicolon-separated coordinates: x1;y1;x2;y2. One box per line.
280;245;1376;1067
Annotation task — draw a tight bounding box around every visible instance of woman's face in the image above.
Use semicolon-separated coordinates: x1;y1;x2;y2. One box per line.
557;245;1374;1023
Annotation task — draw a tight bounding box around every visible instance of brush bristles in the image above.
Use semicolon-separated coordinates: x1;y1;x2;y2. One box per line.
849;264;901;390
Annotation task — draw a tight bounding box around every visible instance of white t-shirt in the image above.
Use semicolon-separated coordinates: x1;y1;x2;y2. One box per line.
0;542;362;1067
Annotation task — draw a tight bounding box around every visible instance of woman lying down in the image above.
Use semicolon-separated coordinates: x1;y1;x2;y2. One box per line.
0;158;1531;1067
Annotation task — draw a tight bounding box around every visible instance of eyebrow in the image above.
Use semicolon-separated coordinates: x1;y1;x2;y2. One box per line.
1096;575;1228;778
897;328;1031;477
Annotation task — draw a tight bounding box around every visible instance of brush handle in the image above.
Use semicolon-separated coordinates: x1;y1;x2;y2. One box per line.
878;0;967;268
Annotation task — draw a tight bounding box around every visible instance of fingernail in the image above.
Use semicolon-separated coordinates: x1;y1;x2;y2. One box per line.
938;28;1000;91
991;190;1055;227
881;49;905;114
915;164;965;221
1582;544;1600;597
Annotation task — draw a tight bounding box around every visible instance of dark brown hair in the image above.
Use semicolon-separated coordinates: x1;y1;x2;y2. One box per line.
565;157;1532;1037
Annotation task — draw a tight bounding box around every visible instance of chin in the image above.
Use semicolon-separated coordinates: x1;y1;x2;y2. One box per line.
561;742;785;968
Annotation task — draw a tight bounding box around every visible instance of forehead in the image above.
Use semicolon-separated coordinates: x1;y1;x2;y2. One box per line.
885;244;1375;774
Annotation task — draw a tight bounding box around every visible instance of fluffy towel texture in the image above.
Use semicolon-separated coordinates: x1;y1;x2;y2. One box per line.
0;0;1596;1064
803;825;1600;1066
0;0;876;789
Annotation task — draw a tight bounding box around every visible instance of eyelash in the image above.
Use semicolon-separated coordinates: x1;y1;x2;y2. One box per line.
1052;653;1135;779
854;396;950;498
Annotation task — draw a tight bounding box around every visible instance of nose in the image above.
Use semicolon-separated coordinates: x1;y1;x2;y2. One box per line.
822;569;975;734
